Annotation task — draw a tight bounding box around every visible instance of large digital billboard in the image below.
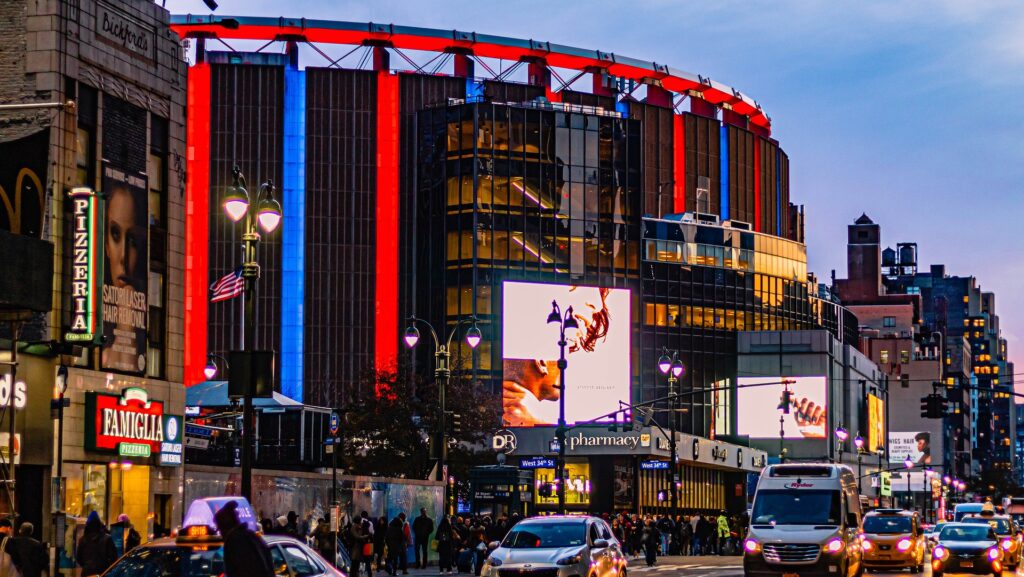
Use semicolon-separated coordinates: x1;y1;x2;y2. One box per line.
737;376;828;439
867;394;885;452
502;282;630;426
889;431;932;465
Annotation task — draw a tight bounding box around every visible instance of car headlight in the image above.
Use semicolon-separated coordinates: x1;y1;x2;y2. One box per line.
487;557;503;567
988;548;1001;561
824;539;845;554
1001;539;1015;551
897;539;912;552
861;540;873;552
933;546;948;560
556;554;583;566
744;539;761;553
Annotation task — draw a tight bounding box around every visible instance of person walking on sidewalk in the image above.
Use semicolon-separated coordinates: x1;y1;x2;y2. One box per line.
413;508;434;569
215;501;275;577
716;512;731;555
436;515;455;575
642;518;661;567
76;512;117;577
9;522;47;577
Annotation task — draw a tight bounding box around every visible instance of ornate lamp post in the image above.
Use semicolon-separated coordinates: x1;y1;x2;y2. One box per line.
835;425;849;464
657;348;685;519
547;300;578;515
854;434;865;493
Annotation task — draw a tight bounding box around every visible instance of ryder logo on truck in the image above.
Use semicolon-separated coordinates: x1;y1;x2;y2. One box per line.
784;482;816;489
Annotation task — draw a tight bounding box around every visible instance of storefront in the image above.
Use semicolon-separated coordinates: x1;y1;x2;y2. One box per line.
61;368;185;539
493;427;767;515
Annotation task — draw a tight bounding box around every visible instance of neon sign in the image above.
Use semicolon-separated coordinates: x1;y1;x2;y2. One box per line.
65;187;103;344
85;388;172;459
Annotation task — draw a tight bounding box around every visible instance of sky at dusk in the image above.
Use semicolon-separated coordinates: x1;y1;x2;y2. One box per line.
168;0;1024;391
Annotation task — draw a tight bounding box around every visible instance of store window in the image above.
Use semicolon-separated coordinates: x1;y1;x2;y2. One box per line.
65;464;109;522
535;462;590;506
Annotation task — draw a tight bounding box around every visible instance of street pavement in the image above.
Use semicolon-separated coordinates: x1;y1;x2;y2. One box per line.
398;556;1023;577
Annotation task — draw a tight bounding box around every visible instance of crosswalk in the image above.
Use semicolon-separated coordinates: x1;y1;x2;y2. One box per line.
630;564;742;573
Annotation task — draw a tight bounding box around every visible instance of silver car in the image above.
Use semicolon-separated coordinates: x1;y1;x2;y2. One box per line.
481;516;626;577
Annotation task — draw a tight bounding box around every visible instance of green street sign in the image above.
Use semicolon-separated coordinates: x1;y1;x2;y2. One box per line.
880;471;892;497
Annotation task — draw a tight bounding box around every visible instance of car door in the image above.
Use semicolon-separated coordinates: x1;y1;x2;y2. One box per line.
600;520;622;575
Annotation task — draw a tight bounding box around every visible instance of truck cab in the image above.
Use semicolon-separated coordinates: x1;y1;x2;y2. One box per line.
743;464;863;577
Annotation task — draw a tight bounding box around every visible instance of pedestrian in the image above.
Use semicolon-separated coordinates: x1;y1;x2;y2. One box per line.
270;515;291;536
716;512;730;555
413;508;434;569
642;518;660;567
76;511;117;577
287;511;300;537
385;515;405;576
679;517;693;556
313;517;334;565
656;515;674;556
400;512;412;574
110;513;141;557
9;522;47;577
374;516;387;572
215;500;275;577
350;518;373;577
436;515;455;574
689;514;702;556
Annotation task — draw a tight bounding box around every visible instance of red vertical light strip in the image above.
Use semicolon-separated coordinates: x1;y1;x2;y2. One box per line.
673;113;686;213
185;63;211;386
375;71;400;379
753;138;762;232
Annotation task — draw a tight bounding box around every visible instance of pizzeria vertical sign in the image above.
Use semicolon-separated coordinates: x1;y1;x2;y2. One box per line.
85;388;165;458
65;187;104;345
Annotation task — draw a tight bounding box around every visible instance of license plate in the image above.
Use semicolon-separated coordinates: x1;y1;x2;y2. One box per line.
961;562;973;568
783;573;799;577
877;555;890;559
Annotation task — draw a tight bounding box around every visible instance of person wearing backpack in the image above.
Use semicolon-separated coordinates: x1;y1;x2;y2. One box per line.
76;512;117;577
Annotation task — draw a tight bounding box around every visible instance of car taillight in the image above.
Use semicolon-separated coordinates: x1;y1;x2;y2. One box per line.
897;539;912;552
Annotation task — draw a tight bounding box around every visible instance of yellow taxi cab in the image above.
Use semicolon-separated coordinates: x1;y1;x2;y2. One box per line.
962;510;1023;570
859;509;926;572
100;497;345;577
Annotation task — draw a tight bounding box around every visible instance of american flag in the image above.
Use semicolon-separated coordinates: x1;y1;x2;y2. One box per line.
210;268;245;303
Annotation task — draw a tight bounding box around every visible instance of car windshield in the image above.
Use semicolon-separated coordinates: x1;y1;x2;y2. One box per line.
751;490;842;525
863;516;912;534
103;546;225;577
503;523;587;548
939;525;992;542
962;518;1012;534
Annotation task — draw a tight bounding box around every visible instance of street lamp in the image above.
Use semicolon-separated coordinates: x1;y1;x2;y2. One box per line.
404;315;482;512
835;426;849;464
904;457;914;510
222;166;282;501
657;348;685;519
203;353;229;380
547;300;578;515
854;434;865;494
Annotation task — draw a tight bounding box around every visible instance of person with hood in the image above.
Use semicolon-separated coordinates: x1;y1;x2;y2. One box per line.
435;515;455;575
270;515;292;536
286;511;300;537
110;513;142;557
9;522;47;577
716;512;731;555
412;508;434;569
76;511;117;577
215;500;274;577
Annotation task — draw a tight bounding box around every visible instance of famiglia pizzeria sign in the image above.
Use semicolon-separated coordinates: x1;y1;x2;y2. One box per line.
85;387;180;460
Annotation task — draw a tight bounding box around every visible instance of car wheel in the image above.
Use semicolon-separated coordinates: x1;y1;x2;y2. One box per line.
932;571;942;577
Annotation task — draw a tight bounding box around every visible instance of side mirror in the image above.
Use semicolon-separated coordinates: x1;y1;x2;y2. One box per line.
488;541;500;550
593;539;609;549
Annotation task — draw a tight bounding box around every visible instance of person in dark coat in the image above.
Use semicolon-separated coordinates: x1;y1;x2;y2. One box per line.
350;518;373;577
374;516;388;572
385;516;406;576
110;513;142;557
642;518;661;567
9;522;47;577
435;515;455;574
214;500;275;577
412;508;434;569
313;517;334;566
77;511;117;576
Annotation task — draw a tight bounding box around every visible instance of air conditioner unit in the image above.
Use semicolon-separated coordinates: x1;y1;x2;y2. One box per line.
692;212;720;225
724;220;751;231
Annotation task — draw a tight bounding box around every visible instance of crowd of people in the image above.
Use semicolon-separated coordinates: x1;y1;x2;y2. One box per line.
604;511;748;566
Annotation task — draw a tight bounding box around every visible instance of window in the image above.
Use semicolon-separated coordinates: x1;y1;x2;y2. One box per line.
883;316;896;328
880;350;889;364
281;545;323;577
900;350;910;364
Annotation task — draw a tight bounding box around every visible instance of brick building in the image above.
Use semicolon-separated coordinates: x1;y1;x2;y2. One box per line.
0;0;186;550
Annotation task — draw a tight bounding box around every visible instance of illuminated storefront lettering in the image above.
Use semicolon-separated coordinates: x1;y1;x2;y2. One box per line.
65;187;104;344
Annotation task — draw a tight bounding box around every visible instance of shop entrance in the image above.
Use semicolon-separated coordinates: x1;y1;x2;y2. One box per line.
65;463;150;537
154;493;172;538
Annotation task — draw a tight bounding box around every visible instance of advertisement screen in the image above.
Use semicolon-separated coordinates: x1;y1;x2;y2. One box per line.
100;164;149;373
737;376;828;439
502;281;630;426
889;432;932;466
867;394;885;452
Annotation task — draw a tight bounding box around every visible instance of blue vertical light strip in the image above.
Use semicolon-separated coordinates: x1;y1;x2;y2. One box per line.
281;65;306;402
719;124;729;221
776;148;782;236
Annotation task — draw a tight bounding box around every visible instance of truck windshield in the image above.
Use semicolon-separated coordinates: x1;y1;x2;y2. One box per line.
752;490;842;525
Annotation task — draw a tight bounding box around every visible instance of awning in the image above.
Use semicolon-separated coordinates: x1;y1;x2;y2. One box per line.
185;380;304;409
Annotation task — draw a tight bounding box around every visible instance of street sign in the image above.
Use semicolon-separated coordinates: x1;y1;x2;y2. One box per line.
184;436;209;450
185;424;214;438
880;471;892;497
640;460;669;470
330;412;340;436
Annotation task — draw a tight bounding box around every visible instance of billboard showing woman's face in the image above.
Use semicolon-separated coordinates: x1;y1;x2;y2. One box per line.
501;282;631;427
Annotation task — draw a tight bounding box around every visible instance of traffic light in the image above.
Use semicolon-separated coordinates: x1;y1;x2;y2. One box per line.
920;395;931;418
450;412;462;436
779;390;792;414
920;393;948;419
